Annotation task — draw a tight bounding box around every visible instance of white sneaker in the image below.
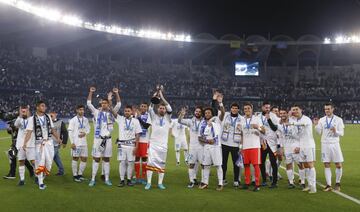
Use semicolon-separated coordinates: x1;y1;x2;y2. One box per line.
302;187;310;192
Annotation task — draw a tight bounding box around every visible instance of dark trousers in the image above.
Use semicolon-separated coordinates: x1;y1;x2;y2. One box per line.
8;158;34;177
260;145;278;185
221;144;240;182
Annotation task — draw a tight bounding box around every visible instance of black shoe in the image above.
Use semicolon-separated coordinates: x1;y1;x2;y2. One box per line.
241;184;249;190
78;175;86;181
269;184;277;189
118;180;125;187
300;184;306;189
101;175;105;182
127;179;134;187
269;176;273;182
18;180;25;186
73;176;81;183
193;179;199;186
29;172;35;178
251;181;256;186
334;183;341;191
253;186;260;192
187;182;195;188
35;177;39;185
288;184;296;189
223;179;228;186
3;174;16;180
56;172;64;176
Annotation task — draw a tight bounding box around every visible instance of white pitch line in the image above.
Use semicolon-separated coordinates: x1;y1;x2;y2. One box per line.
280;166;360;205
0;137;10;141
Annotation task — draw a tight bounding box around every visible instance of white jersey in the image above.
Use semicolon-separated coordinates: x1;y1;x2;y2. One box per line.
277;122;300;153
14;117;33;148
257;112;280;147
68;116;90;146
26;114;55;144
115;116;142;142
149;105;172;149
289;115;315;148
171;121;187;141
198;117;222;147
219;112;244;148
87;100;119;138
179;117;203;149
138;112;152;143
315;115;344;144
241;115;263;150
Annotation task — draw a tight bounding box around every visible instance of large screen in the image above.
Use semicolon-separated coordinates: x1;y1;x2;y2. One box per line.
235;62;259;76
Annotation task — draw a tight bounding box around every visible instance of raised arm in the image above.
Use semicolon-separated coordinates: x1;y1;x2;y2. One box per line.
112;88;122;113
87;87;97;113
178;107;191;127
217;93;225;121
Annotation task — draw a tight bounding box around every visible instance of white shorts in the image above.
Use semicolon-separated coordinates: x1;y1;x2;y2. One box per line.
147;144;168;172
71;146;88;158
284;151;300;165
188;147;203;164
17;147;36;161
202;145;222;166
321;143;344;163
175;139;188;151
92;138;113;158
299;147;316;162
117;146;135;162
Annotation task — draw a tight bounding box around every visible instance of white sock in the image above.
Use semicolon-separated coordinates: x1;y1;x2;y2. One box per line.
203;166;210;185
19;165;25;181
305;168;310;186
91;161;99;181
188;168;195;183
101;161;104;175
336;168;342;183
147;170;153;184
325;167;332;186
72;160;78;177
38;173;44;185
158;172;165;185
184;150;188;162
119;161;126;181
299;169;305;184
200;166;204;183
127;161;134;180
286;169;294;184
194;162;199;180
78;161;87;176
217;166;223;186
104;162;110;181
175;151;180;163
266;160;271;176
309;167;316;188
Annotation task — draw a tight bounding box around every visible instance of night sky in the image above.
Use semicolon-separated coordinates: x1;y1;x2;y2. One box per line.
30;0;360;38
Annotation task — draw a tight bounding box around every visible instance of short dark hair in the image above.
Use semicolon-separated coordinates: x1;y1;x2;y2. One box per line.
124;105;133;110
203;107;214;116
159;103;166;107
324;102;334;108
279;107;288;112
36;100;46;107
76;105;85;110
243;102;253;109
291;104;302;109
140;102;148;106
262;101;270;106
101;98;109;103
20;105;28;109
230;103;240;109
271;105;279;111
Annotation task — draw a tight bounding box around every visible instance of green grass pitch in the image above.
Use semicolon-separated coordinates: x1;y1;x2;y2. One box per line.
0;125;359;212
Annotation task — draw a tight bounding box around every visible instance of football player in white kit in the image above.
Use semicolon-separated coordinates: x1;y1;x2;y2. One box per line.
198;107;224;191
23;100;62;190
68;105;90;182
87;87;121;187
170;120;189;166
145;87;172;190
113;105;142;187
275;108;303;189
15;105;35;186
290;104;317;193
178;106;203;188
314;102;344;191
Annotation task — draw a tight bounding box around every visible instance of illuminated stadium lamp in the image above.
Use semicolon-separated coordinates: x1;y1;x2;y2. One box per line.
323;37;331;44
0;0;192;42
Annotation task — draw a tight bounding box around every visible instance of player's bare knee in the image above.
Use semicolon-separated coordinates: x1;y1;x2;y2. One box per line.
73;157;79;161
102;157;110;162
335;163;342;168
81;157;87;162
324;162;331;168
19;160;25;166
93;157;101;163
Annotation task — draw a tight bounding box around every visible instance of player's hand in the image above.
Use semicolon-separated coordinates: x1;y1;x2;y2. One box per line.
216;93;223;103
132;147;138;156
330;126;336;133
71;144;76;150
265;113;270;119
112;88;119;93
78;132;86;138
207;121;213;127
57;139;63;145
90;87;96;92
22;144;27;151
251;124;259;129
294;147;300;154
179;107;187;116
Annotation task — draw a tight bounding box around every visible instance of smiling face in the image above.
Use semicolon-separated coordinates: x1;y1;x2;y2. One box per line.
243;105;253;117
279;110;288;121
291;106;302;118
194;108;202;119
140;103;148;113
20;107;29;118
230;106;239;115
101;99;110;110
158;105;166;116
36;103;46;114
76;107;85;116
124;107;132;118
324;105;334;117
262;104;270;113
